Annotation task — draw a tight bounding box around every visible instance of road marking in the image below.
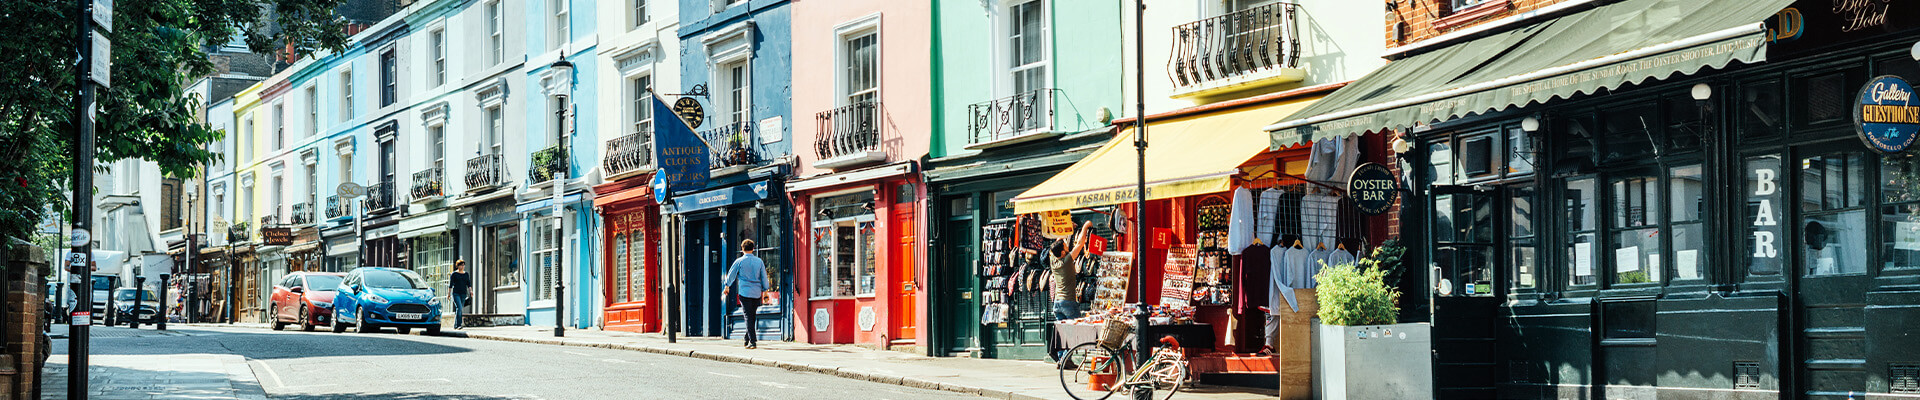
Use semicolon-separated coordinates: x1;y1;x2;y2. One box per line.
389;378;453;383
250;360;285;389
706;372;743;378
562;351;593;357
600;359;631;363
759;381;804;389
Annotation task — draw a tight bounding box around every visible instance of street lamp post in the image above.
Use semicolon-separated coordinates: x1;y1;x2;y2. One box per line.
1132;1;1152;399
549;58;574;338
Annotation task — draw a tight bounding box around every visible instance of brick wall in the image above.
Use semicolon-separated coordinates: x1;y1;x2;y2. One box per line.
1385;0;1569;48
3;241;46;400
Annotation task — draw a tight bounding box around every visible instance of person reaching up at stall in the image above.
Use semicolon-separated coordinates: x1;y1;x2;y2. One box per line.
1050;222;1092;321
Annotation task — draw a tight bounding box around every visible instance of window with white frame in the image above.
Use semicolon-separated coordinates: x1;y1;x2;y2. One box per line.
485;106;504;155
530;217;559;301
340;70;354;122
1007;0;1047;97
550;0;569;49
550;97;567;146
842;32;878;106
273;104;286;149
241;116;254;162
307;87;319;136
430;29;447;87
429;125;445;172
305;161;318;212
487;1;505;66
271;175;284;222
1451;0;1491;12
629;74;653;135
631;0;649;29
723;62;750;125
338;149;354;187
380;49;397;107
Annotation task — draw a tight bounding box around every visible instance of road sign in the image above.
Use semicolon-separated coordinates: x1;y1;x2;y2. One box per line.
337;182;366;198
89;31;110;88
71;312;90;325
91;0;112;33
66;252;86;267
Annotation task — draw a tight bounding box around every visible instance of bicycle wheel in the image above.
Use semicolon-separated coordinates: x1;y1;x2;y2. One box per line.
1058;342;1133;400
1139;357;1186;400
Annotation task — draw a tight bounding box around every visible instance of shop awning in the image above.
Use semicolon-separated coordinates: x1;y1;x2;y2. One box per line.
1011;97;1319;214
1265;0;1792;147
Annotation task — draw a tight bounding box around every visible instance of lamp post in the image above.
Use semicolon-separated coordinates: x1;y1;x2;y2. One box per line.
548;58;574;338
1132;1;1153;399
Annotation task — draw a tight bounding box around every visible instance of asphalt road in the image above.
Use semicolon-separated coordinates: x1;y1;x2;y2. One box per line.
57;325;986;400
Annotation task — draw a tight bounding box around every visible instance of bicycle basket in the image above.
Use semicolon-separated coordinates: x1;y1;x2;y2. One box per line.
1097;318;1134;349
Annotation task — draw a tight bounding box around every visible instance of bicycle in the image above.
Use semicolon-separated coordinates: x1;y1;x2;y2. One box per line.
1058;334;1190;400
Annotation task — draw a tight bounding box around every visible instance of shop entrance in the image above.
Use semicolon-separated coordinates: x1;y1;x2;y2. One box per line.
935;199;979;356
683;215;727;337
1788;146;1874;398
889;185;919;346
1430;184;1515;399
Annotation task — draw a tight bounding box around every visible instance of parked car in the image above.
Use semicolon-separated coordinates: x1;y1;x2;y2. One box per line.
108;288;160;327
270;272;345;331
332;267;440;335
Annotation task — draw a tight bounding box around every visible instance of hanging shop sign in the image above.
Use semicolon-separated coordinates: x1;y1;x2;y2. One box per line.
260;227;293;246
653;96;711;193
1855;75;1920;154
1040;210;1074;239
674;97;705;129
1346;162;1400;215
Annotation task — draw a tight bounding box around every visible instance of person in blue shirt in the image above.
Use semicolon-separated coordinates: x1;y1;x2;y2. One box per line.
720;239;767;349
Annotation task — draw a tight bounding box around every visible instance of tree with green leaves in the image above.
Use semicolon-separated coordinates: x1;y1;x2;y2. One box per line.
0;0;351;240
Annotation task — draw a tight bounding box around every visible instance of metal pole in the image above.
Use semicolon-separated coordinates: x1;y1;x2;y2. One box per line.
667;211;678;344
553;91;568;338
131;276;145;329
69;0;99;396
157;273;168;330
1132;1;1152;399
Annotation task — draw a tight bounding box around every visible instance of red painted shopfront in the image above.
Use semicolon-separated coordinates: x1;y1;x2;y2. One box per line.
594;175;660;333
787;165;926;349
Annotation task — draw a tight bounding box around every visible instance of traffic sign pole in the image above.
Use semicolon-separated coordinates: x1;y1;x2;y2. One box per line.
70;0;109;398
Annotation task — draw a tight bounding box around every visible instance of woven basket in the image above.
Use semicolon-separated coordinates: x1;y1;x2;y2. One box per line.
1098;318;1134;349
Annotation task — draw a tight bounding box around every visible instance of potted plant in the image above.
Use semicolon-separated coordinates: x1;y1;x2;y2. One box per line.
1311;252;1432;399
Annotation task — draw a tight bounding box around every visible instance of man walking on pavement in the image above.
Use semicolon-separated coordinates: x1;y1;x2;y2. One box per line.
450;260;471;329
721;239;767;349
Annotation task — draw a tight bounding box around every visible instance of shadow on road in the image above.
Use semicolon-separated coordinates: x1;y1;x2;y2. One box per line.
268;393;539;399
61;327;475;360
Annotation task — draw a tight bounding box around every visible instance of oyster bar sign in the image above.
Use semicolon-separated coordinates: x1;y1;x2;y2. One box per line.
1856;75;1920;153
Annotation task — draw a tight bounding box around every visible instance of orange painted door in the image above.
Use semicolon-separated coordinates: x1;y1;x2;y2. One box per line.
889;188;919;344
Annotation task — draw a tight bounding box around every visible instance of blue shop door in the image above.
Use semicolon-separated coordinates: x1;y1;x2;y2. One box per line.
683;218;728;336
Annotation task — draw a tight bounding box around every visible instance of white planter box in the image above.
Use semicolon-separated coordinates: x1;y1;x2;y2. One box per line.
1312;322;1433;399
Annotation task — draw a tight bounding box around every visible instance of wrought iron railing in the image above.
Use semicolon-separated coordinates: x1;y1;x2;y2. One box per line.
967;88;1062;145
228;221;250;243
326;195;348;219
699;122;760;170
363;180;396;213
412;167;444;200
603;132;654;177
259;215;278;228
529;145;569;183
466;154;509;191
1169;2;1300;89
291;202;314;225
814;101;882;161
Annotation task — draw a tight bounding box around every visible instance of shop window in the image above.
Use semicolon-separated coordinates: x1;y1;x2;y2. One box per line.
812;191;876;299
1600;105;1657;164
614;233;629;302
488;224;521;288
1792;70;1858;129
1875;56;1920;86
1565;177;1599;286
530;217;560;301
1801;152;1870;276
1460;135;1496;177
412;234;456;306
628;228;647;302
856;221;877;296
1553;115;1597;175
1662;96;1706;152
1745;154;1785;276
1506;126;1535;176
732;207;780;301
1739;79;1783;141
1882;153;1920;271
1609;174;1662;284
1428;141;1454;186
1511;185;1537;289
1669;164;1706;281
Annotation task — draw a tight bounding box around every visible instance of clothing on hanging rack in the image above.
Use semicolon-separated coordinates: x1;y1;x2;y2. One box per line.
1255;189;1282;245
1227;187;1255;255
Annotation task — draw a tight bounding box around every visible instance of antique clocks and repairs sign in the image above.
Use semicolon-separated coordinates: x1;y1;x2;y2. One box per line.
1856;75;1920;154
1346;162;1400;215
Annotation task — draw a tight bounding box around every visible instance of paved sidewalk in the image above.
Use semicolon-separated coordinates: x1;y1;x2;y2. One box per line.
42;353;266;400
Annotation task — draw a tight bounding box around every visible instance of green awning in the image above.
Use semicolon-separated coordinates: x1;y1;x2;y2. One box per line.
1267;0;1792;148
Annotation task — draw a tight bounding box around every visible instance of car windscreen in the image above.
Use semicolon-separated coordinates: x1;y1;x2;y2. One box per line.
92;277;114;291
362;270;428;290
113;290;156;302
302;275;344;290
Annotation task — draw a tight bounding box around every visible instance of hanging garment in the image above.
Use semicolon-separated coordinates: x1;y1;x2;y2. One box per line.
1254;189;1282;245
1326;247;1357;270
1237;244;1272;315
1227;188;1255;255
1304;247;1334;289
1281;245;1313;291
1300;193;1339;250
1268;246;1296;347
1304;138;1341;181
1333;136;1362;181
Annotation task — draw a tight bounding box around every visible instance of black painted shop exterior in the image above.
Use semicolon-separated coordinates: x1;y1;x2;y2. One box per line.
1402;24;1920;400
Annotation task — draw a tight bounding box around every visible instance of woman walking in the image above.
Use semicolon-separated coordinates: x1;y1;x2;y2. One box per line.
450;260;471;329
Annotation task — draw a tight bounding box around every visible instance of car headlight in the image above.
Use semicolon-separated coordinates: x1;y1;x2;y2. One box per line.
313;302;332;309
427;297;440;306
367;294;390;304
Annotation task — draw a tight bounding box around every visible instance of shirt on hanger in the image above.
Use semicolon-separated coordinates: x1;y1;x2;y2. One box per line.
1304;138;1341;182
1304;247;1334;289
1227;187;1255;254
1270;247;1298;314
1255;189;1282;245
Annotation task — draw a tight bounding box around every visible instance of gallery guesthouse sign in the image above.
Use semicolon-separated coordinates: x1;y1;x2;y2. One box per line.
1346;162;1399;215
1855;75;1920;154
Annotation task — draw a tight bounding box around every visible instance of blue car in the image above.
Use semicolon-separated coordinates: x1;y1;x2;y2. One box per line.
331;267;441;335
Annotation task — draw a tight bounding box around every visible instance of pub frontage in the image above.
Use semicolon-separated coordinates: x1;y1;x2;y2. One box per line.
1266;0;1920;397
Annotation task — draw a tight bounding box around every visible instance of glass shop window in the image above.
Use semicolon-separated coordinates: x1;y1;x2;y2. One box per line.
1511;185;1537;289
1745;154;1785;276
1739;79;1784;141
1610;173;1662;284
1429;141;1455;186
1566;177;1598;286
1800;152;1870;276
1883;153;1920;271
1506;125;1535;176
1669;164;1707;281
1791;71;1858;129
1599;105;1657;164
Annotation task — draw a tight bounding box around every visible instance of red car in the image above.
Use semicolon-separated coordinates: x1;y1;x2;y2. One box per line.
270;272;346;331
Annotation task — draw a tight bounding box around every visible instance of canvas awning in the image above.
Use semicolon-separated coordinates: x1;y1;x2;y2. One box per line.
1011;97;1319;214
1265;0;1793;147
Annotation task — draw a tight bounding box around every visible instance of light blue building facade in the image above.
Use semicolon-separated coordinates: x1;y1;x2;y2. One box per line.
516;0;603;330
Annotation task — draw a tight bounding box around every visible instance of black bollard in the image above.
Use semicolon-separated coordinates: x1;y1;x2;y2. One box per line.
156;274;168;330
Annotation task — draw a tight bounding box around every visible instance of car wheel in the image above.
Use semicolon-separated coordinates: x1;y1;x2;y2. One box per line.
396;327;411;335
299;305;316;332
355;309;377;334
425;325;441;336
330;309;348;333
270;302;285;330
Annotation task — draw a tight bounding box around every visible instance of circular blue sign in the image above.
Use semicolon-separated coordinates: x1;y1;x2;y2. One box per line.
1855;75;1920;154
651;173;670;201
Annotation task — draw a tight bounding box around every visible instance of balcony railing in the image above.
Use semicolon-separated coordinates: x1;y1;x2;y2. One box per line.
814;101;883;162
228;221;250;243
603;132;654;178
363;180;396;213
259;215;279;228
326;195;349;219
291;202;314;225
529;145;569;183
412;167;444;200
699;122;760;170
967;88;1062;146
1168;2;1300;90
466;154;510;192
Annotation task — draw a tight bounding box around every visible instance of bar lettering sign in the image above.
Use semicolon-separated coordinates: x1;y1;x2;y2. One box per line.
1748;156;1784;275
1346;162;1399;216
1855;75;1920;154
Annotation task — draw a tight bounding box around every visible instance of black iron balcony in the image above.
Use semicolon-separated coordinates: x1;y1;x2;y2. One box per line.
966;88;1063;147
291;202;314;225
325;195;349;219
227;221;250;243
814;101;884;167
603;131;654;178
466;154;510;191
412;167;444;200
363;180;396;213
530;145;568;183
1169;2;1300;89
259;215;279;228
699;122;760;170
